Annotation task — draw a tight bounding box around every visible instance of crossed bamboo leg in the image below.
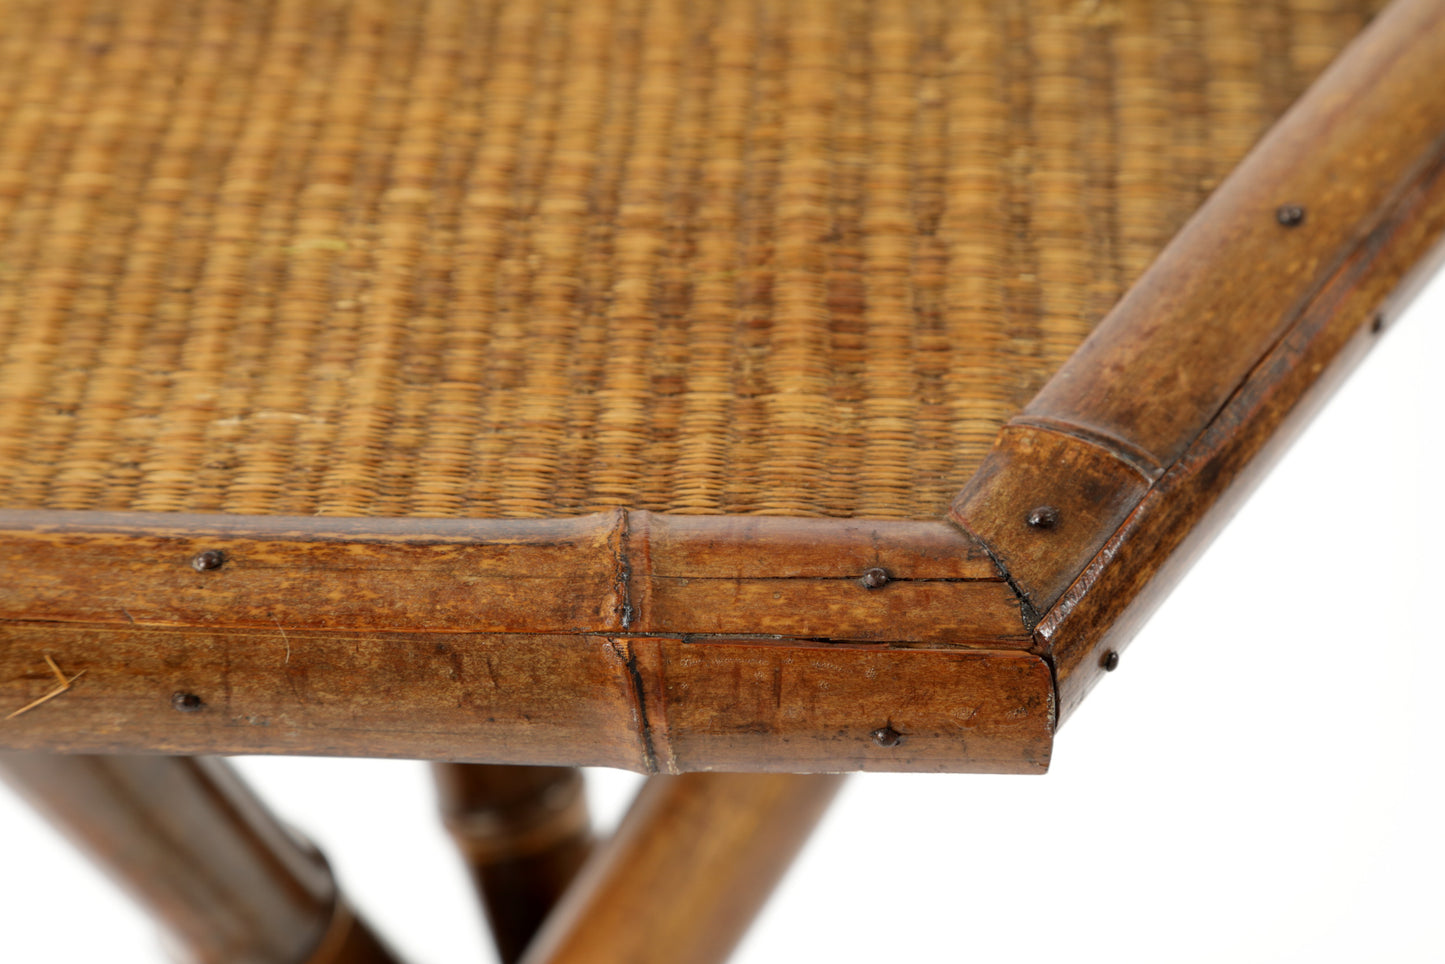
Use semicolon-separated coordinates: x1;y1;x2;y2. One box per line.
516;772;845;964
432;764;594;963
0;753;401;964
3;754;842;964
433;764;844;964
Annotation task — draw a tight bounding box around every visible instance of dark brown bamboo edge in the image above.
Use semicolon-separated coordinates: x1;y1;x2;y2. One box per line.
1038;152;1445;721
953;0;1445;721
0;511;1052;774
0;509;1024;644
3;0;1441;772
0;625;1053;774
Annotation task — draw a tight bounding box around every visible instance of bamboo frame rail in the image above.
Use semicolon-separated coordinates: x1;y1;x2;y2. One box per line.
0;512;1052;774
952;0;1445;719
2;0;1444;776
3;1;1444;962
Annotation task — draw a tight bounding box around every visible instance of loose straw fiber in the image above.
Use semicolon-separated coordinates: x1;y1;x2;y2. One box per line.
0;0;1380;519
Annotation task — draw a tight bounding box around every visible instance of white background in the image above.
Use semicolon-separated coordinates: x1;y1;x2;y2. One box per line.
1;269;1442;962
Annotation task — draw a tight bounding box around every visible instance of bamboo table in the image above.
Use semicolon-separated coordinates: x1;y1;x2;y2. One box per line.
1;0;1442;960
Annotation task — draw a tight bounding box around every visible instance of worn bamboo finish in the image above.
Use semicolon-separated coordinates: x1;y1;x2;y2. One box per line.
0;1;1439;961
0;509;1022;643
432;765;592;964
0;625;1053;773
0;753;401;964
0;508;1053;772
0;0;1438;772
519;773;845;964
1038;149;1445;719
953;0;1445;719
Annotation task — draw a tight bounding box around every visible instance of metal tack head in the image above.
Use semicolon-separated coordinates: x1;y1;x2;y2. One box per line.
870;725;904;748
1102;650;1120;672
1026;505;1060;530
171;691;204;712
859;567;891;590
191;549;225;572
1275;204;1306;227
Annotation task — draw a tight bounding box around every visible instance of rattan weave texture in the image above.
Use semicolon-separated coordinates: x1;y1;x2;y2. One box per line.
0;0;1379;519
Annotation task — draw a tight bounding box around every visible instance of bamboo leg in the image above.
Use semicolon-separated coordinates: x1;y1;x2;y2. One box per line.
518;773;846;964
0;753;403;964
431;764;593;964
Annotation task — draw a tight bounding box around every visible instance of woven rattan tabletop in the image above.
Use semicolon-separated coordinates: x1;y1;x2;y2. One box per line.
0;0;1381;520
